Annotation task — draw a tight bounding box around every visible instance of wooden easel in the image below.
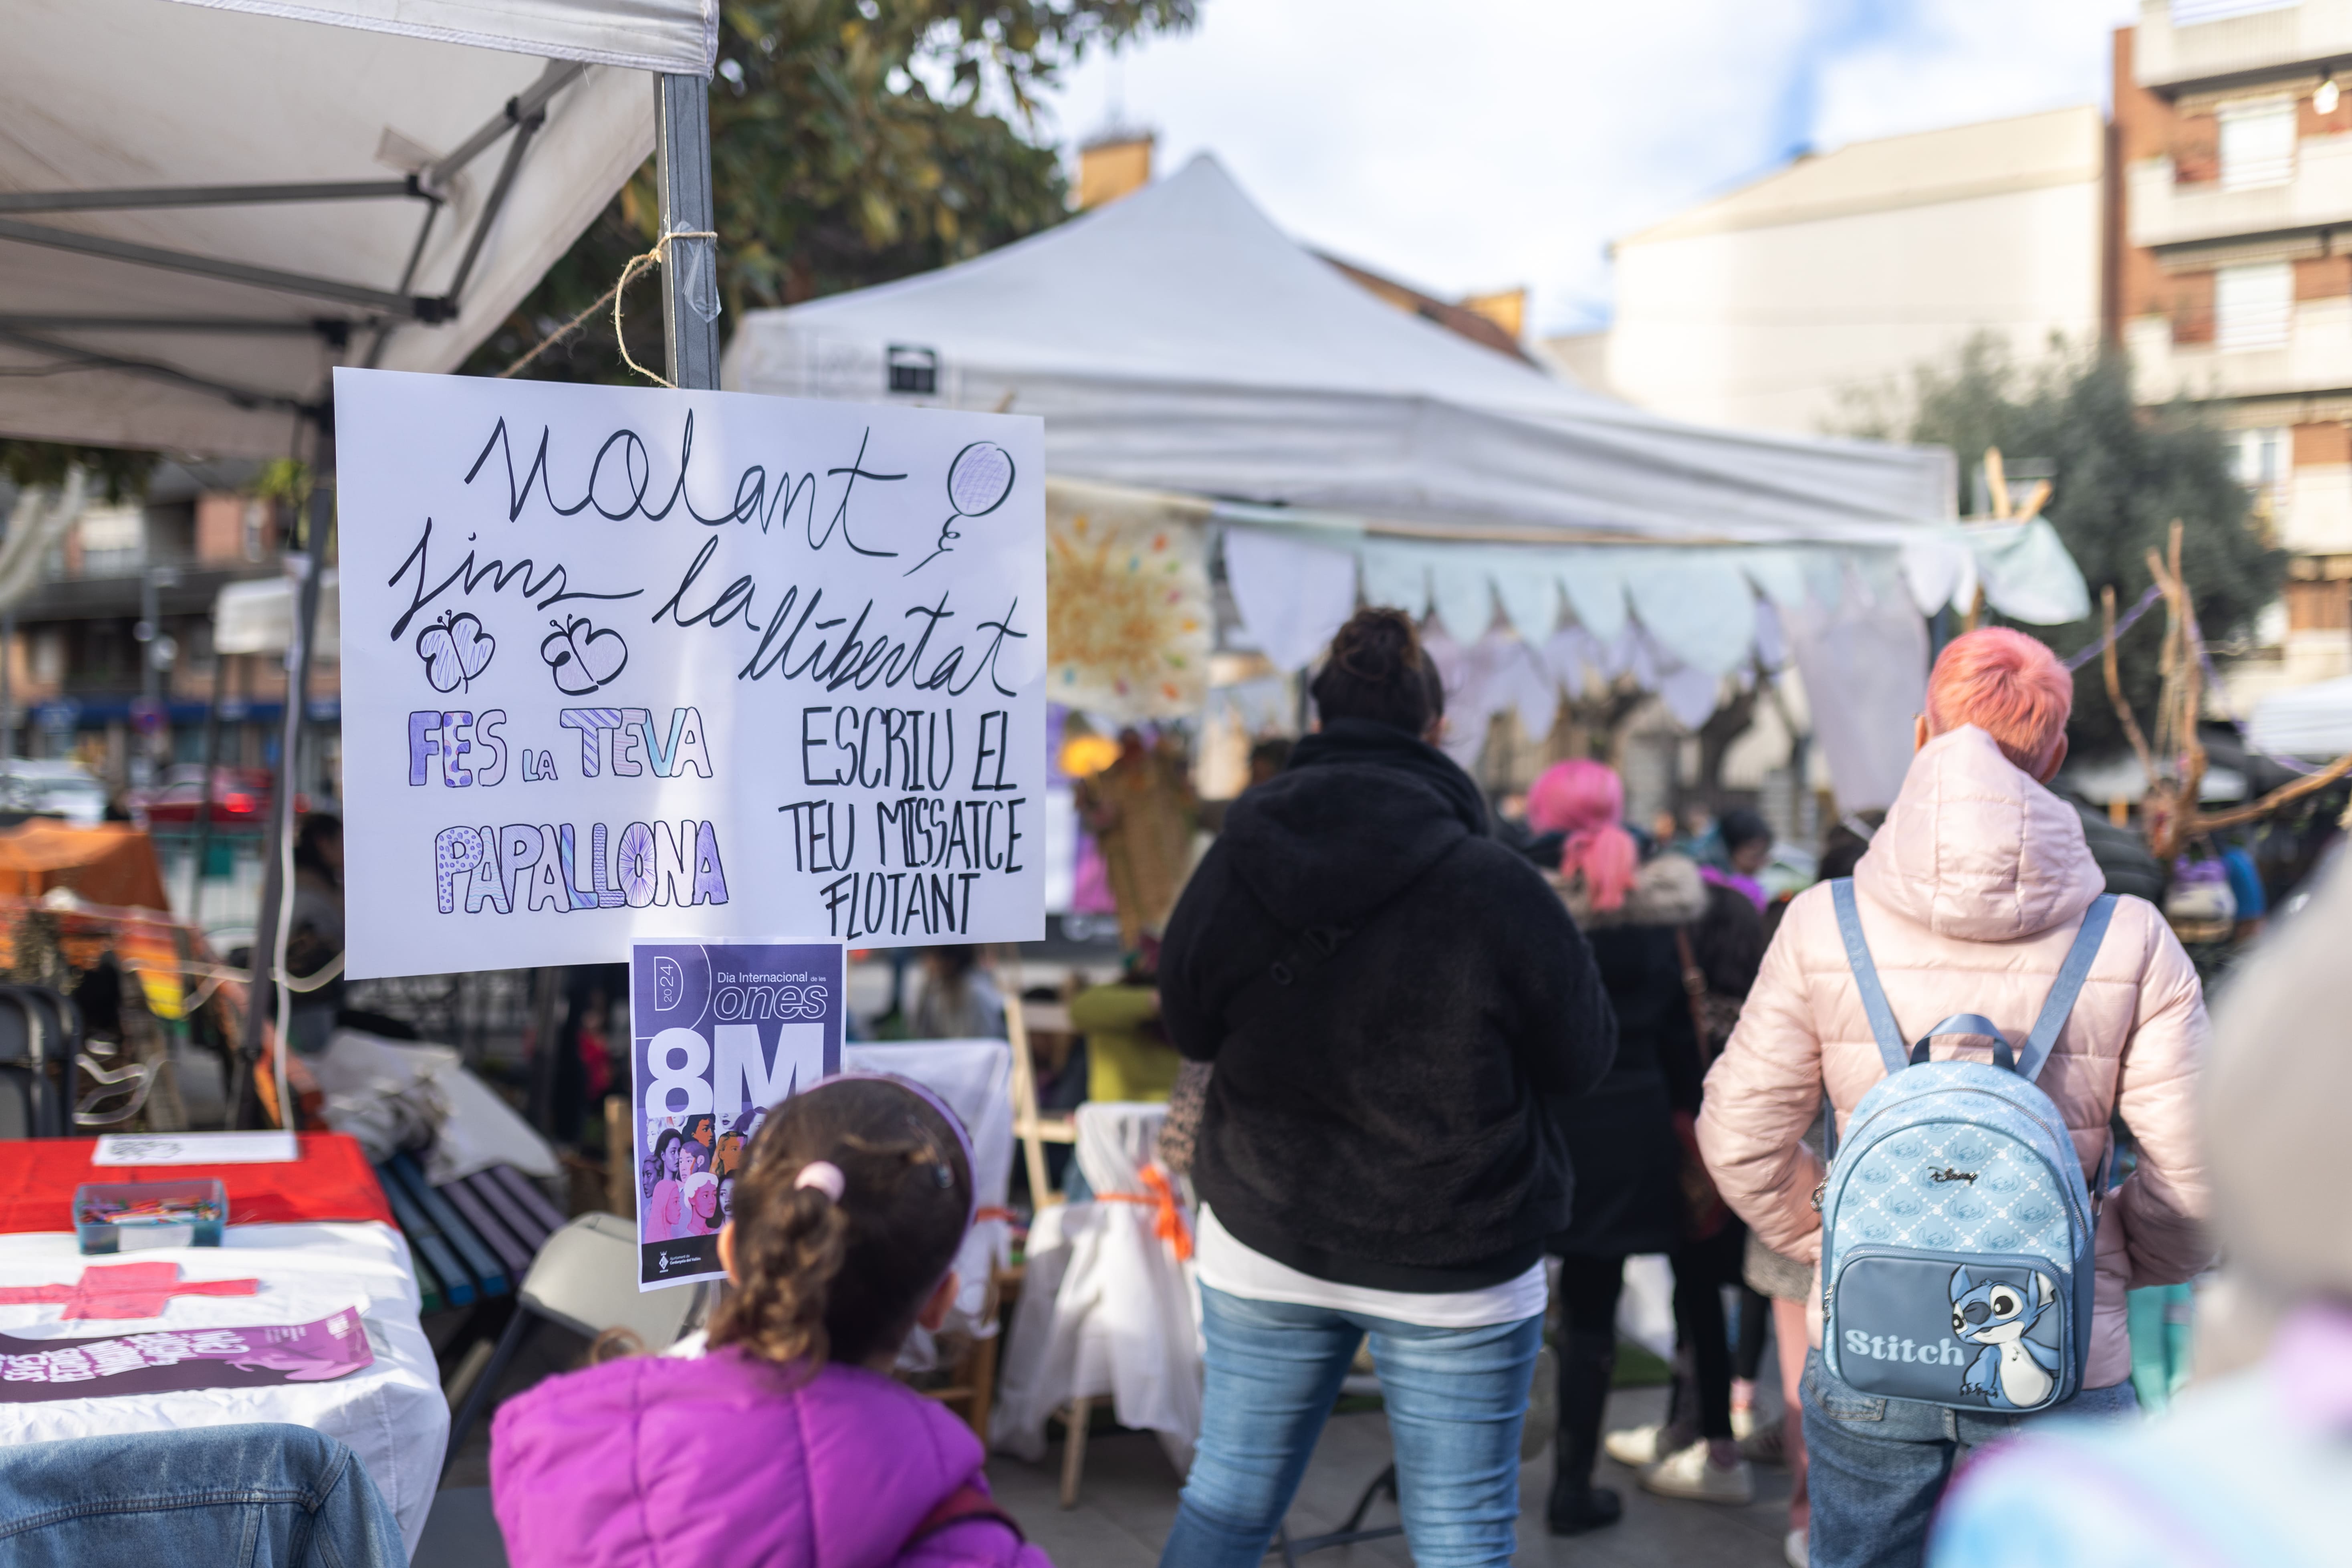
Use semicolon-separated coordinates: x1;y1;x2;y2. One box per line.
994;944;1074;1207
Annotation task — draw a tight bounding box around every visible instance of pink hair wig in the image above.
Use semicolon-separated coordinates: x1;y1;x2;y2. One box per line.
1925;628;2073;777
1526;759;1638;912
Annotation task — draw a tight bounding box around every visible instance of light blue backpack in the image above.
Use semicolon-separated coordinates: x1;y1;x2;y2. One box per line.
1818;879;2115;1414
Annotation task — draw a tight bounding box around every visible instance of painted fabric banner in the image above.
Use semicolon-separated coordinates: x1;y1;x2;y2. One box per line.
0;1307;373;1401
630;941;844;1291
335;369;1047;979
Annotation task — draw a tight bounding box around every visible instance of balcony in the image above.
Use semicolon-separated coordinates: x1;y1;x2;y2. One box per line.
2138;0;2352;93
2127;133;2352;246
2128;294;2352;398
2285;462;2352;551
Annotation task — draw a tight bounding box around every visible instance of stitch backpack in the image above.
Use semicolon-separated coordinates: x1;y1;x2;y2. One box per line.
1817;880;2115;1414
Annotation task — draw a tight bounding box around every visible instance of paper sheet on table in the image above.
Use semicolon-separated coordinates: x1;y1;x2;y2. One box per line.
93;1132;298;1166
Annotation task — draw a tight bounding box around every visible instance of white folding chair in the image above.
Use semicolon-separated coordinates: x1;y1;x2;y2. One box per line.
442;1213;702;1471
992;1101;1202;1505
843;1040;1017;1432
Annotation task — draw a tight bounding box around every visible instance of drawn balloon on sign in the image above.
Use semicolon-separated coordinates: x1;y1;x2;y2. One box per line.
906;440;1017;576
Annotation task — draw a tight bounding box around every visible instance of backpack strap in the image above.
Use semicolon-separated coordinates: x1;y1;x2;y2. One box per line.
906;1484;1025;1549
2017;895;2117;1086
1830;878;1908;1078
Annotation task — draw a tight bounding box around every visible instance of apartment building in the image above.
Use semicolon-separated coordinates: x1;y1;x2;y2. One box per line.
2118;0;2352;697
1591;108;2108;434
0;463;329;795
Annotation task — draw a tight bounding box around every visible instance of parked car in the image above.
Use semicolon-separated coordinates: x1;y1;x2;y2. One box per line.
0;760;108;827
128;766;301;827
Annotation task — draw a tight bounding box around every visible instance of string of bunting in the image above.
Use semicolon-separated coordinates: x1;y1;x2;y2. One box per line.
495;228;718;388
2063;583;2162;672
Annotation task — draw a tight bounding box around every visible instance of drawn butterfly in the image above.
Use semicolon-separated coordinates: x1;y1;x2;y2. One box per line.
416;611;495;694
541;615;628;695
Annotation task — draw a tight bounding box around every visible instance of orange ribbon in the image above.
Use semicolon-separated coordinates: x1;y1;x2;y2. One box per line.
1101;1164;1193;1261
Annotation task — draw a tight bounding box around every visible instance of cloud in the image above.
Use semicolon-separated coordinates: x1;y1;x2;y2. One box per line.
1037;0;2136;336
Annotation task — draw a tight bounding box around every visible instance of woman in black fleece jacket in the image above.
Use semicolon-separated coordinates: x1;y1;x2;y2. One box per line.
1155;609;1616;1568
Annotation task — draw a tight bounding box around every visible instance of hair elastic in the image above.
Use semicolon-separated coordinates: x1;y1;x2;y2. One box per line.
793;1160;846;1203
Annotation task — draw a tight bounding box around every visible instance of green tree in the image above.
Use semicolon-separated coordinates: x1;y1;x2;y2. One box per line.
1834;336;2284;759
470;0;1195;382
0;442;153;503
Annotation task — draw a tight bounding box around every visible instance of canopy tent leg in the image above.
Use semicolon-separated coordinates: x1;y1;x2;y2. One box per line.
233;426;332;1130
655;74;720;393
187;649;230;925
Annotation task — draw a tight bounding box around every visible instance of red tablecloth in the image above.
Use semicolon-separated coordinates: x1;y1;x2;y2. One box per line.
0;1133;391;1233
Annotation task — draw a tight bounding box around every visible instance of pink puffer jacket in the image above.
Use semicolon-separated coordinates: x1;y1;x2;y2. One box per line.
1697;726;2211;1390
492;1348;1050;1568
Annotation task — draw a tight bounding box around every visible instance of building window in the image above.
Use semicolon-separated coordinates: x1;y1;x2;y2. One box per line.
30;631;63;686
2217;262;2294;351
2286;578;2352;633
75;504;147;579
2227;427;2286;488
2219;98;2297;190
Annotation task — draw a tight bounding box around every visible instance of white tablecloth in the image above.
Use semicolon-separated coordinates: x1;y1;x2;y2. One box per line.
0;1221;447;1556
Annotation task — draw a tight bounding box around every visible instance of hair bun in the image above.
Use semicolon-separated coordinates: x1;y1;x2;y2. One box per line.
1312;607;1444;735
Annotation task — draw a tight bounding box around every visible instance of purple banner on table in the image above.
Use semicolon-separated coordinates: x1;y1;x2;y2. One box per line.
0;1307;375;1402
630;941;845;1291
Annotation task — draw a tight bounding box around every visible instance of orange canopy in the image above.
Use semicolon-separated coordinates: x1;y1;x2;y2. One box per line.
0;823;171;913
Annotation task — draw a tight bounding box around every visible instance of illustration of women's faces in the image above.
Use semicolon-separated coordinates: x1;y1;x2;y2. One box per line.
660;1139;683;1179
718;1178;735;1223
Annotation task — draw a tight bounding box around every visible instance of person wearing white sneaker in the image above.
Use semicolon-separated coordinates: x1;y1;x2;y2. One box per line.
1602;1420;1680;1469
1640;1435;1754;1505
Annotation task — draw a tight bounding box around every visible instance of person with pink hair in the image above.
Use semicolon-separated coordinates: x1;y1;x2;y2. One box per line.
1697;628;2210;1568
1526;758;1762;1527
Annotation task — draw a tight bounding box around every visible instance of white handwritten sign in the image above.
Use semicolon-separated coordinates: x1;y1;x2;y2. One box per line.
333;369;1046;979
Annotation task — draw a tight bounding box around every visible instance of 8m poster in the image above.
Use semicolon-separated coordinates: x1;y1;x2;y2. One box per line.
333;368;1045;980
631;941;843;1290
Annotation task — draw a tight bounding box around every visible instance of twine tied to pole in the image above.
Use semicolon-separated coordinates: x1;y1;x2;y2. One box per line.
495;228;718;387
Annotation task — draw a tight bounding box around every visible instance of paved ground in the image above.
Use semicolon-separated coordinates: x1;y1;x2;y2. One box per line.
415;1379;1797;1568
984;1383;1797;1568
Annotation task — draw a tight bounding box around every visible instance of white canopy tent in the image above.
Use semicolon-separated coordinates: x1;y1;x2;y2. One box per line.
0;0;721;1177
2251;675;2352;760
0;0;716;457
730;155;2088;809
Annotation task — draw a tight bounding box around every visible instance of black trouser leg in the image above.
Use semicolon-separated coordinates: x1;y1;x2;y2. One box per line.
1548;1255;1628;1534
1670;1226;1746;1443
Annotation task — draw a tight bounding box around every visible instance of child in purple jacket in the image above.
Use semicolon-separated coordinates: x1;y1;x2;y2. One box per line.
492;1076;1050;1568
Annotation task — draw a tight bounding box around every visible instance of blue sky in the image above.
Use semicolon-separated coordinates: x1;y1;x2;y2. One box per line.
1035;0;2138;335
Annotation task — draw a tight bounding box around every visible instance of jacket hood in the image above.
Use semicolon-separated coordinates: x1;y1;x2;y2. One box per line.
1854;725;2104;942
1219;718;1486;930
1555;853;1709;929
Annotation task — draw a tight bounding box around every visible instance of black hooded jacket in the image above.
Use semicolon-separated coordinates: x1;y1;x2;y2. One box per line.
1158;720;1618;1291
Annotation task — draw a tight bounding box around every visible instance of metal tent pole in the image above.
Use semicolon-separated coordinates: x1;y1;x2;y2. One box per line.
233;428;331;1130
188;650;228;923
654;74;720;393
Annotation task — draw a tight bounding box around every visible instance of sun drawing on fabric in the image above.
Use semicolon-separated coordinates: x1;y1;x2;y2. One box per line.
1047;513;1198;704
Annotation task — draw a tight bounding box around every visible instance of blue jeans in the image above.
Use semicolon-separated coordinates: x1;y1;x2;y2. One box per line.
1160;1285;1541;1568
0;1422;405;1567
1801;1348;2140;1568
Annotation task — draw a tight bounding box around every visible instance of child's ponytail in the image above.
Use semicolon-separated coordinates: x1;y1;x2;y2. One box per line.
708;1078;971;1372
717;1171;852;1366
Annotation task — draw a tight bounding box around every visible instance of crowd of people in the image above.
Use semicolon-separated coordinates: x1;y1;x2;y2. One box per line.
479;607;2345;1568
